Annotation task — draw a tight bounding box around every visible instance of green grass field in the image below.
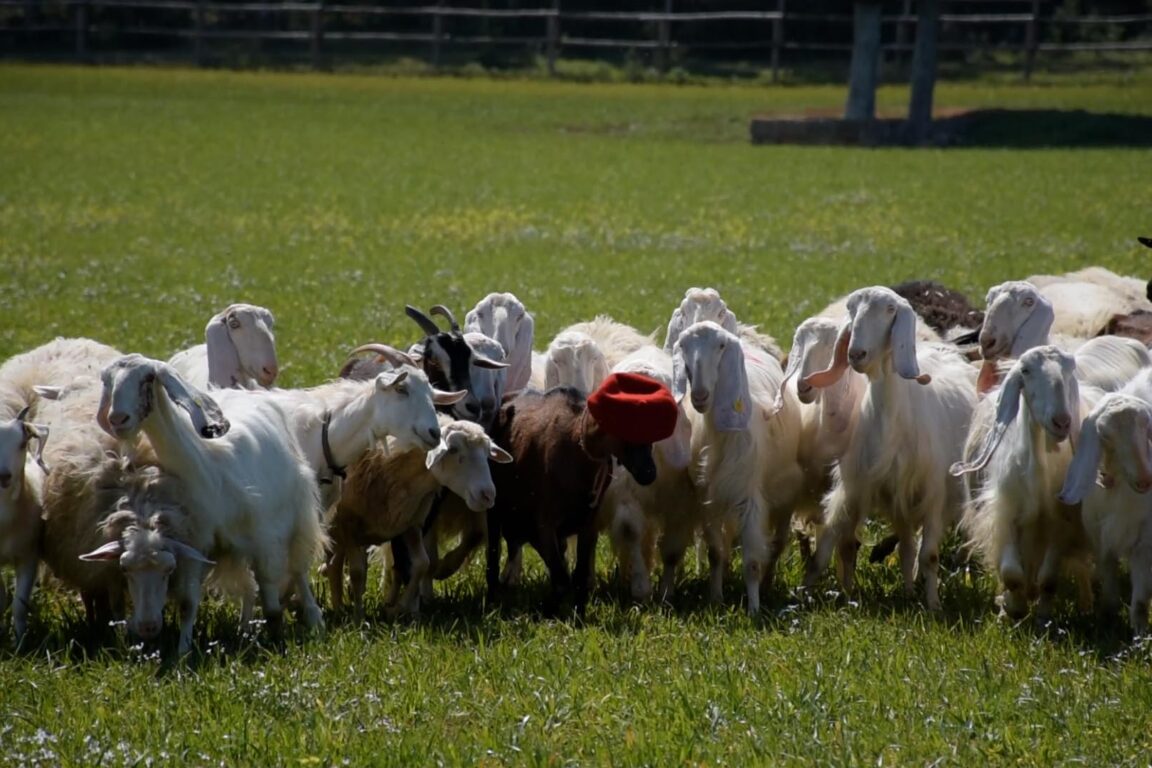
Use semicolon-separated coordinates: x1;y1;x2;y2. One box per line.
2;64;1152;766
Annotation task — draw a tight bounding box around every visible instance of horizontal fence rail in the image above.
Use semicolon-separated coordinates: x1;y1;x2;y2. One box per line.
1;1;1150;81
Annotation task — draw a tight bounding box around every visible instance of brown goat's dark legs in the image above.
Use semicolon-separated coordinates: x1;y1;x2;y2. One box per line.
572;526;598;617
484;508;504;604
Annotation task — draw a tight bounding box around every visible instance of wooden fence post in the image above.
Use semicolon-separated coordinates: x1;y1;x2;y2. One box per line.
74;0;88;60
546;0;560;76
431;0;444;68
1023;0;1040;81
311;1;325;70
193;0;205;66
657;0;672;73
771;0;785;83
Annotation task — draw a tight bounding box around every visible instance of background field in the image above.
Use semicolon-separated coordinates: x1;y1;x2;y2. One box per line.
2;64;1152;766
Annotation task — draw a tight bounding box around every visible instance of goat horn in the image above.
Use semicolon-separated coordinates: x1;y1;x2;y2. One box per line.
405;305;442;337
15;405;30;422
430;305;460;332
347;343;417;368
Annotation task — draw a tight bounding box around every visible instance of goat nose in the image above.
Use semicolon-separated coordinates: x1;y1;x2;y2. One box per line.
427;426;441;444
0;471;11;489
135;620;161;639
980;336;997;352
479;488;495;506
109;412;130;427
1052;414;1071;432
848;349;866;363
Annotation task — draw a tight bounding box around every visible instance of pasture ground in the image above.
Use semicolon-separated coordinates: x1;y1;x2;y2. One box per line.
2;64;1152;765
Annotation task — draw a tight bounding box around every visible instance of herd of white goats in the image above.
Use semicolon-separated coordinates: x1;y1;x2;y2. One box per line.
2;265;1152;656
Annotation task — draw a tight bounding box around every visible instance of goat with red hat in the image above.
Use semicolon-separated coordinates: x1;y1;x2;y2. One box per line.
485;372;678;616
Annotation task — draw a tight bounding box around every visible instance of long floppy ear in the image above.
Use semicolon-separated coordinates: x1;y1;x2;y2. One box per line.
892;302;931;385
664;308;687;355
167;539;216;566
544;355;562;391
803;321;851;390
508;312;535;392
771;332;807;415
713;342;751;432
977;360;1001;396
1010;295;1055;357
96;380;114;436
156;365;230;439
1067;375;1083;451
719;308;739;336
951;368;1023;476
487;440;513;464
79;540;124;562
656;403;693;471
22;421;50;473
671;344;688;402
1059;410;1101;505
205;313;243;389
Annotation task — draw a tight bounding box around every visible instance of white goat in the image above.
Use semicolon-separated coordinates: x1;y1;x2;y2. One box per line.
978;280;1150;394
96;354;325;654
1026;267;1152;337
464;292;534;394
664;286;783;361
327;416;512;618
0;408;49;643
951;346;1100;622
0;337;123;421
543;330;609;395
672;321;804;614
1059;369;1152;635
168;303;278;390
600;345;695;602
802;286;978;610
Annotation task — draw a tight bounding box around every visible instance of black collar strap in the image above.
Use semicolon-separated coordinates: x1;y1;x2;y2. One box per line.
319;410;347;485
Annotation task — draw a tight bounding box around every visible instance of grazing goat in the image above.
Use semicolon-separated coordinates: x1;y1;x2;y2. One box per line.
97;355;325;654
663;287;783;361
672;322;804;614
326;416;511;618
486;375;675;616
802;287;978;610
342;305;506;425
1059;369;1152;635
169;303;279;390
0;407;49;643
465;292;535;393
0;337;123;421
951;346;1099;622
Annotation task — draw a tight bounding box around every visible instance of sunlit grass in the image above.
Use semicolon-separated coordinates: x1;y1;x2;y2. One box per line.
2;64;1152;765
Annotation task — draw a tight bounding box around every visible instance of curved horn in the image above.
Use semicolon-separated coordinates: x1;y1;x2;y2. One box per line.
405;305;442;337
430;304;460;332
15;405;30;422
347;343;417;368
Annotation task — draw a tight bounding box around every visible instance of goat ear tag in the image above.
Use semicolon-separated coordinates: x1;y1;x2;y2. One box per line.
732;398;745;414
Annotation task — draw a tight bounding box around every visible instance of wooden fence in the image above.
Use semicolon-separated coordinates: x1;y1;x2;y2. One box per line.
2;0;1151;81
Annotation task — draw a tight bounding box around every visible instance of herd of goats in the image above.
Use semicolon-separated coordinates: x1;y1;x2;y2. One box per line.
3;252;1152;656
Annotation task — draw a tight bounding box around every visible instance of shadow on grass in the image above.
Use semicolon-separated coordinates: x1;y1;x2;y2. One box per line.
947;109;1152;149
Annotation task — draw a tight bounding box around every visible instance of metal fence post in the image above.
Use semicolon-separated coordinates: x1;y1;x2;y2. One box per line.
1023;0;1040;81
657;0;672;72
311;1;325;70
431;0;444;67
546;0;560;76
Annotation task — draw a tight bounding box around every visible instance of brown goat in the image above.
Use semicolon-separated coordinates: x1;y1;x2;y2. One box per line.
485;387;659;616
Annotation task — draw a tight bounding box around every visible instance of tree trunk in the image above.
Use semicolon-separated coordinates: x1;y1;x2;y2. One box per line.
907;0;940;144
845;2;883;121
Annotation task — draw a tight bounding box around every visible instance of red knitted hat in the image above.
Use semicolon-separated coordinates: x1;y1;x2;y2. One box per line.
586;372;679;444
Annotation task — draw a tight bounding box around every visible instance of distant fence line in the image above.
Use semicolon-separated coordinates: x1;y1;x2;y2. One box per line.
2;0;1152;80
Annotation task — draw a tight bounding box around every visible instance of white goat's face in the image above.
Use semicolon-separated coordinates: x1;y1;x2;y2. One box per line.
466;294;526;366
98;358;158;439
1013;346;1078;442
675;322;732;413
546;333;608;395
370;367;445;452
1095;401;1152;494
0;419;28;492
426;423;513;512
224;306;279;387
980;282;1045;360
119;527;176;641
790;318;841;404
843;290;903;375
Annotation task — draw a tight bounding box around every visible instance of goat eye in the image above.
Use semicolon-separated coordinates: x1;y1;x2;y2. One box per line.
228;317;242;329
1022;297;1035;308
1021;367;1031;376
396;384;409;395
887;304;896;314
